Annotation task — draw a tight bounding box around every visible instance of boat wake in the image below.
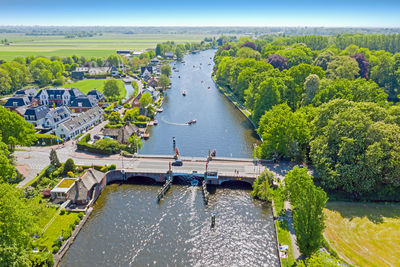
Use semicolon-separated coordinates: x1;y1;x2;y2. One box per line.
161;116;189;126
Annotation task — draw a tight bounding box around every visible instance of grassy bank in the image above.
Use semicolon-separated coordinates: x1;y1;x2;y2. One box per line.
272;189;295;266
324;201;400;267
63;79;126;98
37;211;82;251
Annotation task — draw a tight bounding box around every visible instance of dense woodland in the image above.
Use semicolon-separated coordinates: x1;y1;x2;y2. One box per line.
214;34;400;200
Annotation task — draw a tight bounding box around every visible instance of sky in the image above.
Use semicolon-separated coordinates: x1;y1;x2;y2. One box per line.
0;0;400;27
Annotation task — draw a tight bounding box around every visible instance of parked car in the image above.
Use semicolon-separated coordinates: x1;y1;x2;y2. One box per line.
93;134;101;140
172;160;183;166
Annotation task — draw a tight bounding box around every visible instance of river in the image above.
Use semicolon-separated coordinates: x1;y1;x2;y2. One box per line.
60;50;279;267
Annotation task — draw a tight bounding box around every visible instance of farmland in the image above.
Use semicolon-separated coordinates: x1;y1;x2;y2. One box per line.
0;33;214;60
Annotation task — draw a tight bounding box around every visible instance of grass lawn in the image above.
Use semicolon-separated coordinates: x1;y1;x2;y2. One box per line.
38;211;81;251
324;201;400;267
63;79;126;99
29;198;58;230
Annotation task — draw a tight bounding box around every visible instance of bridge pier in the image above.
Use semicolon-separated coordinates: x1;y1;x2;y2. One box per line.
157;171;173;202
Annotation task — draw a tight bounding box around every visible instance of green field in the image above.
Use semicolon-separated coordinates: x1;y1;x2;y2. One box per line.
0;33;214;60
324;202;400;267
63;79;126;98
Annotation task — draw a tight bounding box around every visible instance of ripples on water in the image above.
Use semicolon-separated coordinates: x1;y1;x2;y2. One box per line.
61;184;279;267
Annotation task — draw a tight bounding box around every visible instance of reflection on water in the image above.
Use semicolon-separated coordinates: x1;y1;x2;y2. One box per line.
61;50;278;266
140;49;259;158
60;184;279;267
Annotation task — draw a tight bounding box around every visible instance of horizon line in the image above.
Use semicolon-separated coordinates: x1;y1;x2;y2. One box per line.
1;25;400;29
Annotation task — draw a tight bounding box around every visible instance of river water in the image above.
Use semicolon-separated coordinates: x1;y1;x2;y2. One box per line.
140;49;258;157
60;50;279;267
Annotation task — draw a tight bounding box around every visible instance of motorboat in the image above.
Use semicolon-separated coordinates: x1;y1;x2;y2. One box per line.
154;120;158;125
187;119;196;125
182;90;187;96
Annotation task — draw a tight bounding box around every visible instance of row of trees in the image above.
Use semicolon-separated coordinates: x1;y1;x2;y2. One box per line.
214;36;400;200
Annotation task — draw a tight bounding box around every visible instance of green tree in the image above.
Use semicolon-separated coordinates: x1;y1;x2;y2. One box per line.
253;78;281;123
0;106;36;147
0;68;12;95
158;74;170;91
251;170;274;201
103;79;120;99
140;92;153;108
258;103;309;161
107;54;122;66
236;47;261;60
155;44;164;56
63;158;75;175
326;56;360;80
175;47;184;61
38;69;53;87
49;148;61;168
303;74;320;105
161;64;172;77
108;112;122;125
285;167;328;258
128;134;143;153
1;61;30;91
123;107;139;122
0;184;35;266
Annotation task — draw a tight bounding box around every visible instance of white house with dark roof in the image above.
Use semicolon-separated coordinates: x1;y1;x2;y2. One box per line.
55;106;104;140
42;106;72;131
69;95;98;113
3;95;31;110
24;105;50;127
35;88;84;107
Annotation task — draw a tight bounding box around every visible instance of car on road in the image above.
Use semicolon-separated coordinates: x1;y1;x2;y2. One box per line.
172;160;183;166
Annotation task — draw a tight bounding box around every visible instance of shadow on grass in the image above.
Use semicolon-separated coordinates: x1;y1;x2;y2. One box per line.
326;201;400;224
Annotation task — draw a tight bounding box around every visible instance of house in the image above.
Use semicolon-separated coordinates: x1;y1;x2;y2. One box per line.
67;168;106;205
3;96;31;110
70;95;98;113
14;88;37;101
150;58;160;66
50;178;77;201
87;67;111;76
131;50;144;57
42;106;72;132
55;106;104;140
35;88;84;107
24;105;50;127
164;52;174;59
148;77;158;88
87;89;105;102
103;122;140;144
132;97;141;108
71;71;85;80
143;87;160;102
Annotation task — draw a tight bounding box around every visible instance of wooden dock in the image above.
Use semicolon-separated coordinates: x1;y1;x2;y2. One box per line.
157;172;173;202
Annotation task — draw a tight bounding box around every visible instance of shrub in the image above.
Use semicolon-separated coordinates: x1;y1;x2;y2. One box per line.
52;246;60;253
60;209;66;215
77;212;84;219
123;103;131;109
40;177;52;187
62;228;72;240
67;171;75;178
109;164;116;170
36;134;63;146
100;166;108;172
63;159;75;175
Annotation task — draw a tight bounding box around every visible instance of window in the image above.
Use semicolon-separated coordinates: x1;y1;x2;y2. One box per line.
13;102;18;107
78;102;82;107
30;115;35;120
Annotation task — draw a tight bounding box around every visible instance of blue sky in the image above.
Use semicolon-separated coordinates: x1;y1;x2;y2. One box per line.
0;0;399;27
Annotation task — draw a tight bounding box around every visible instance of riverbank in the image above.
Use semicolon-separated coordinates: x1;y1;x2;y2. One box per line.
212;76;261;140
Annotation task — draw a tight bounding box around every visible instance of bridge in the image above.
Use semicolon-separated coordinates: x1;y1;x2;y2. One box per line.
105;156;265;186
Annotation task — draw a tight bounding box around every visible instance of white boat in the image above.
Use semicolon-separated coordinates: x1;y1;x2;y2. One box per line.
182;90;187;96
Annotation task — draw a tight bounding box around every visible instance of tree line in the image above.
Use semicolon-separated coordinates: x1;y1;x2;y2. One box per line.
214;36;400;201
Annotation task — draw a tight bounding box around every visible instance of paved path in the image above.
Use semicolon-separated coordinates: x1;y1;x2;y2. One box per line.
284;200;301;261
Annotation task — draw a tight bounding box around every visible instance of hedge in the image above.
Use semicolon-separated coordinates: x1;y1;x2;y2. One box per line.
77;133;121;155
36;134;64;146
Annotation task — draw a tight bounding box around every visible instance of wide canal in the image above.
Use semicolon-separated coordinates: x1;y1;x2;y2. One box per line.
60;50;279;266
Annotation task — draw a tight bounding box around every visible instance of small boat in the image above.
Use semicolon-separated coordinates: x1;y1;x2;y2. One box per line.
208;86;211;89
153;120;158;125
143;133;150;139
201;80;204;83
187;119;196;125
178;76;181;78
156;107;163;112
190;179;199;186
182;90;187;96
